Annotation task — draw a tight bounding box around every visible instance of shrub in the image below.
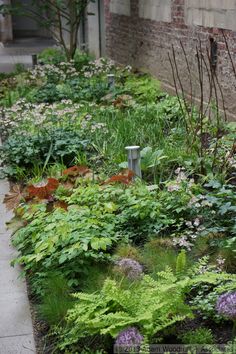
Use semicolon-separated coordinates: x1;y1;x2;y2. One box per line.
38;48;67;65
0;128;90;179
12;192;120;285
180;328;214;345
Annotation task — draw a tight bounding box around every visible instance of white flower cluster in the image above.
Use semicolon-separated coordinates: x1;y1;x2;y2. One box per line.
188;194;213;209
81;114;108;134
225;150;236;169
29;61;79;82
173;236;193;250
82;58;115;78
1;99;83;136
167;167;194;192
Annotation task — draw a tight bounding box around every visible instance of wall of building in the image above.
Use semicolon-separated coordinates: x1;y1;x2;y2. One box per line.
12;0;51;38
104;0;236;119
86;0;106;58
0;0;13;42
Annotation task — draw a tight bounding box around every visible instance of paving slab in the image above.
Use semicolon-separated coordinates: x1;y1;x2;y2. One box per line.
0;56;32;73
0;181;11;197
0;209;14;224
0;261;26;295
0;334;35;354
0;293;34;337
0;179;36;353
0;37;56;73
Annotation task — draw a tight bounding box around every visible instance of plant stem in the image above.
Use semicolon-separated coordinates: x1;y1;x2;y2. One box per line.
233;320;236;339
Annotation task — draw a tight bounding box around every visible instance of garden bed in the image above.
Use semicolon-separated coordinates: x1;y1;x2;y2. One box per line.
0;48;236;354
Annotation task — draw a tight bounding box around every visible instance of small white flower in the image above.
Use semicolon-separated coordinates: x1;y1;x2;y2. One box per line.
167;184;180;192
186;221;193;228
193;218;200;227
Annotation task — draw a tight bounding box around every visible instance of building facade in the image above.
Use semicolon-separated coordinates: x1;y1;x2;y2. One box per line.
0;0;105;58
104;0;236;119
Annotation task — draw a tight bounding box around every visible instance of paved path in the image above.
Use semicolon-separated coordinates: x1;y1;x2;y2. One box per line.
0;37;54;352
0;55;32;73
0;179;36;353
0;37;55;73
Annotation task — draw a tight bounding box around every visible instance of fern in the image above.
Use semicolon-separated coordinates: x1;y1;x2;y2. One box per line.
58;273;192;350
176;250;187;274
58;262;236;351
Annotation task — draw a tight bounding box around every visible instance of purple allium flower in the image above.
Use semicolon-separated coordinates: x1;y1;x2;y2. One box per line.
115;327;143;347
216;292;236;320
115;258;143;279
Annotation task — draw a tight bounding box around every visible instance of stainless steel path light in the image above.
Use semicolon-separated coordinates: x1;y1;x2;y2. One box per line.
32;54;37;68
107;74;115;89
125;146;142;179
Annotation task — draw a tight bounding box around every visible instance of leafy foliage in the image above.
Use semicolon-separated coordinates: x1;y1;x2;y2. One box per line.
39;273;74;326
58;272;192;349
0;128;90;179
180;328;214;345
176;250;187;275
59;267;236;350
2;47;236;353
12;186;120;284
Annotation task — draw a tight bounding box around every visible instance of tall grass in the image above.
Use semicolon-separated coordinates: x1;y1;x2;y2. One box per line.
38;273;74;326
88;98;195;180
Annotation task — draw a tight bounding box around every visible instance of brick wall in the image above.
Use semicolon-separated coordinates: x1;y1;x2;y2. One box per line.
104;0;236;119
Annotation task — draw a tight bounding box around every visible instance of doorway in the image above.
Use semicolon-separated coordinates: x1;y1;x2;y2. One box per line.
11;0;51;39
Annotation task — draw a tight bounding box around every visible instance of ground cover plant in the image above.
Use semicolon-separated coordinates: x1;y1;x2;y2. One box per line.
1;47;236;353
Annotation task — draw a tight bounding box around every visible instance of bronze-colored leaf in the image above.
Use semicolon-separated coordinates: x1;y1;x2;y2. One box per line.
103;169;134;185
3;185;26;210
63;165;91;177
54;201;68;211
28;178;59;199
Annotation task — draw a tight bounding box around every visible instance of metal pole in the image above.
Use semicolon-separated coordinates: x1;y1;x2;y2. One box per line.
32;54;37;68
107;73;115;90
125;146;142;179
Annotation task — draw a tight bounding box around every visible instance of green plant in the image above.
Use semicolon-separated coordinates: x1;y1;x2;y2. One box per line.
27;77;110;104
58;266;235;351
79;264;110;293
120;147;168;182
123;75;161;103
180;328;214;345
141;240;178;276
14;63;26;74
39;273;74;325
176;250;187;275
38;48;67;65
0;128;90;179
58;271;193;350
189;274;236;323
12;185;121;284
207;338;236;354
115;244;141;262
